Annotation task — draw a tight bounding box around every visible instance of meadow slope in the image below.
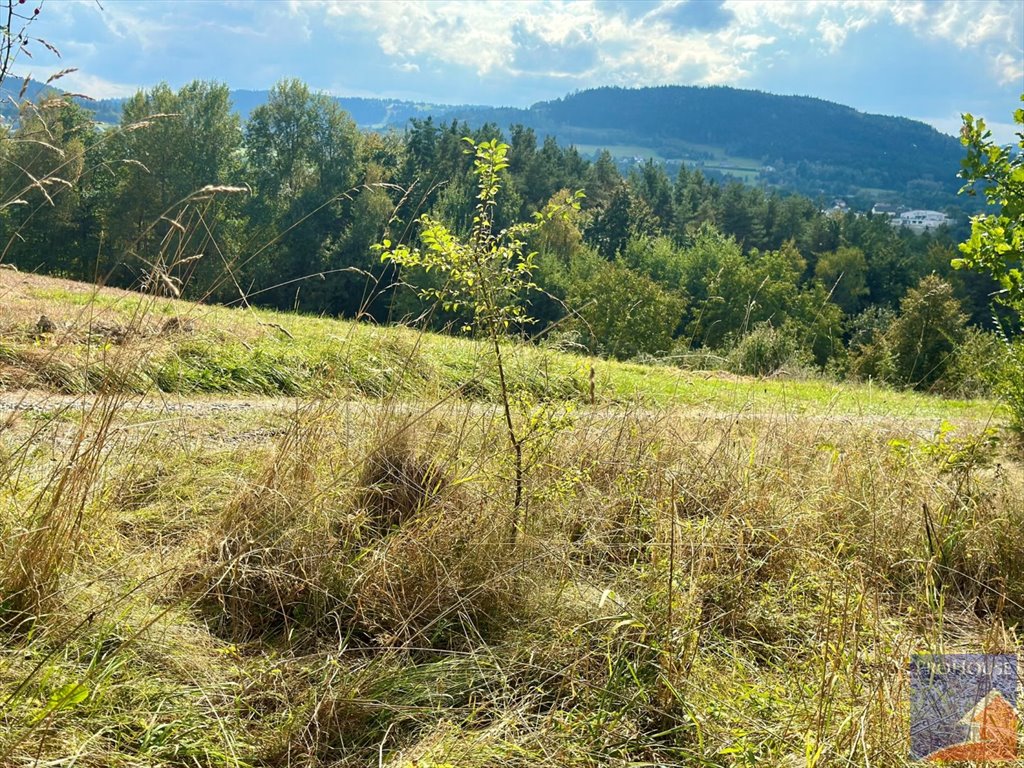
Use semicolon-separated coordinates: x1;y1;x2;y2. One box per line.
0;270;999;420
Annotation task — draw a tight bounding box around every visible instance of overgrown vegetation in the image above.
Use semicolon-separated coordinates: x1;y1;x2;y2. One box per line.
381;137;583;525
0;349;1017;766
0;26;1021;765
955;99;1024;430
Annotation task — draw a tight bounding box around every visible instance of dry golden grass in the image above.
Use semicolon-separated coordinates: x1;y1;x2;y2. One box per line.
4;92;1016;764
1;372;1019;766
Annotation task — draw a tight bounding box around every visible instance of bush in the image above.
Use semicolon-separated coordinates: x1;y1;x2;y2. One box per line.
937;326;1007;398
565;251;685;359
846;306;897;382
995;337;1024;433
887;275;967;390
727;322;813;377
849;276;968;391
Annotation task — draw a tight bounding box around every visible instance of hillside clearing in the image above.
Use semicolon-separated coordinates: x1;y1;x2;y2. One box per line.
0;271;1000;421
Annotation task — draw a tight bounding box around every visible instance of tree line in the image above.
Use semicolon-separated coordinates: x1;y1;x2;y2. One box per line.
0;78;1004;393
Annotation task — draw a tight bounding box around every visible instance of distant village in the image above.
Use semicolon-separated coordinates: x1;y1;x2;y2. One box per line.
823;199;955;233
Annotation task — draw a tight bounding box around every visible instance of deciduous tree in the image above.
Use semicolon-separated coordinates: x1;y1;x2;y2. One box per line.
955;99;1024;312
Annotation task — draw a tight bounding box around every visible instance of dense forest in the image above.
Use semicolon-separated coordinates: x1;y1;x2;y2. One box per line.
4;80;977;212
0;79;1006;394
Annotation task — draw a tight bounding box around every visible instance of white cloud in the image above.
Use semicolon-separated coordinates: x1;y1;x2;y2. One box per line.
305;0;515;74
288;0;1021;95
93;3;173;49
293;0;778;87
31;0;1022;118
993;51;1024;86
898;2;1024;87
854;0;1023;55
723;0;1021;53
57;71;140;99
817;19;847;51
887;1;928;29
919;1;1018;48
816;12;875;52
719;0;1024;103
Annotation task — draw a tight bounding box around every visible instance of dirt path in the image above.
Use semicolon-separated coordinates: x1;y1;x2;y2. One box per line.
0;387;1000;438
0;388;297;416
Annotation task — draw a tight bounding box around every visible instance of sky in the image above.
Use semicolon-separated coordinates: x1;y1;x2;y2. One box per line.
19;0;1024;143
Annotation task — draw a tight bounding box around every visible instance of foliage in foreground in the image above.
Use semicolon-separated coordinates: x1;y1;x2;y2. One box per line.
955;98;1024;430
956;98;1024;312
380;137;582;517
0;272;1017;766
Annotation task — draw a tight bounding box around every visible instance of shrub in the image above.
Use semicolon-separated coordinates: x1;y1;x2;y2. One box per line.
995;337;1024;433
848;276;969;391
937;326;1007;398
727;322;813;377
565;251;685;359
887;275;967;390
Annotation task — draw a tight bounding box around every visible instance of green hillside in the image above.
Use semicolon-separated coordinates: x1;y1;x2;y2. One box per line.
447;86;967;208
0;271;999;421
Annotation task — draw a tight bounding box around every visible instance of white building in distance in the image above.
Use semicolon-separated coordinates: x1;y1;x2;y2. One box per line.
891;209;953;233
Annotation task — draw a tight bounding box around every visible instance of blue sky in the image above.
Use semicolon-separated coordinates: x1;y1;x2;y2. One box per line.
24;0;1024;142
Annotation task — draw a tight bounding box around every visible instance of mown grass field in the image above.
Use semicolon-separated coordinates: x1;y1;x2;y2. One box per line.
0;271;1019;767
0;271;997;420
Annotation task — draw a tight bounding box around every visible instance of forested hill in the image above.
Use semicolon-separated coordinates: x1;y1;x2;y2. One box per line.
445;86;966;209
465;86;961;170
3;79;967;209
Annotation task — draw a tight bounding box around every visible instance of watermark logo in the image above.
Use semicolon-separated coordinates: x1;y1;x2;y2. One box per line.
909;654;1019;762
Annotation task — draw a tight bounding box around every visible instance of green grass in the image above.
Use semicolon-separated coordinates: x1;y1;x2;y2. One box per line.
573;140;764;183
573;143;668;161
1;280;1004;423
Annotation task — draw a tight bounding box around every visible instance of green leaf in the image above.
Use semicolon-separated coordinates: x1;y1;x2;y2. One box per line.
36;681;90;722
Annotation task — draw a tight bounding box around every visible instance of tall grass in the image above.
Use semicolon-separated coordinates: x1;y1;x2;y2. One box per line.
1;359;1020;765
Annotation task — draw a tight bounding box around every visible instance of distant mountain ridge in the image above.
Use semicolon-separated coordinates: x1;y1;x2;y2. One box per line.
2;79;967;209
0;78;476;128
0;77;63;109
445;86;966;208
